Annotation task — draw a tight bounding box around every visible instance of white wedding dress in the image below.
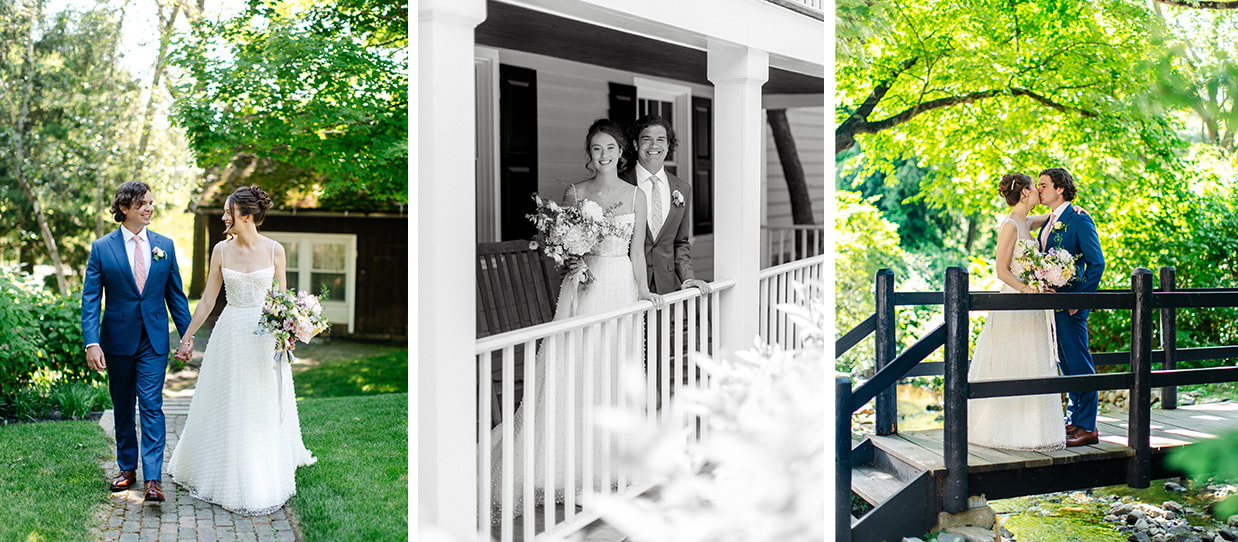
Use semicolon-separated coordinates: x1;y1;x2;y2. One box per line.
967;215;1066;452
490;192;640;524
168;244;317;516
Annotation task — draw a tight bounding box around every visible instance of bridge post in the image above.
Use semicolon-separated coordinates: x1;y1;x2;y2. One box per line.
875;269;898;436
943;266;970;513
837;377;853;542
1159;267;1178;410
1129;268;1154;488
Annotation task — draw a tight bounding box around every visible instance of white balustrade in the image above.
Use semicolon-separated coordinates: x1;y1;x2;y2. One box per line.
761;0;825;18
759;255;825;349
762;224;825;267
478;280;735;540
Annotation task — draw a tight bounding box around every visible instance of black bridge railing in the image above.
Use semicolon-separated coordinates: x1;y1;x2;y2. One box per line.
836;266;1238;541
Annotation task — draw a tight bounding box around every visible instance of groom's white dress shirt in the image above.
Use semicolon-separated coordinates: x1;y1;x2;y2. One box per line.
635;163;671;238
1040;202;1071;249
86;226;151;351
122;226;151;273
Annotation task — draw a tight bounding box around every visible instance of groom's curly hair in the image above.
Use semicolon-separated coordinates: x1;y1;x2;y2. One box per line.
1039;168;1078;201
110;181;151;222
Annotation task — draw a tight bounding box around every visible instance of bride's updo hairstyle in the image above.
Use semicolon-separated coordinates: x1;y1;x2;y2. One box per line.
998;173;1034;207
584;118;628;172
226;185;273;227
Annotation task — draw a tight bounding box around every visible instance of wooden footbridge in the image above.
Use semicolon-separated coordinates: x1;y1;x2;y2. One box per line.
837;267;1238;542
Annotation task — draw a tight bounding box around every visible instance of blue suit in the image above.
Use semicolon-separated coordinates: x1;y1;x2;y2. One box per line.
82;228;191;482
1041;204;1105;432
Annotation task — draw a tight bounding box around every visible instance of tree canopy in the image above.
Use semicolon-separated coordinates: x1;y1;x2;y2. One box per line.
170;0;408;210
837;0;1238;368
0;0;193;286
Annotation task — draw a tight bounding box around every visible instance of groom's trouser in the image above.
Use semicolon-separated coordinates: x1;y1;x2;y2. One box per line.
1056;309;1097;433
107;326;168;482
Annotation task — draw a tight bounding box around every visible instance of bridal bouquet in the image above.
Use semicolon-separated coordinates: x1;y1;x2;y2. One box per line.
526;193;611;285
257;285;330;362
1014;239;1080;291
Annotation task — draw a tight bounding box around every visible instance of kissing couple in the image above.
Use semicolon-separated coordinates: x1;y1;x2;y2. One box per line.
966;168;1106;451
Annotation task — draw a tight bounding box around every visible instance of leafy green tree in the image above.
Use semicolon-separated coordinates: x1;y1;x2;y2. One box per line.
836;0;1186;218
0;1;184;287
170;0;408;210
836;191;910;375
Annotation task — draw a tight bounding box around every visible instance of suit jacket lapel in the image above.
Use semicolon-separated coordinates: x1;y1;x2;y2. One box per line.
1047;206;1075;249
108;229;140;295
654;175;688;244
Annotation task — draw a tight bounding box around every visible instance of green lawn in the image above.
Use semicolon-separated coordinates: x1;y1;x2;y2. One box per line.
291;392;408;542
294;349;408;398
0;343;408;541
0;420;111;542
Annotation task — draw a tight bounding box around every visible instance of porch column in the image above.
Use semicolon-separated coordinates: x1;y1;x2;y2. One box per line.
708;41;768;354
417;0;485;539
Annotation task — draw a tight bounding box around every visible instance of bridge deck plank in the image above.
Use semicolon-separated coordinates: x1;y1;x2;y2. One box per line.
855;405;1238;477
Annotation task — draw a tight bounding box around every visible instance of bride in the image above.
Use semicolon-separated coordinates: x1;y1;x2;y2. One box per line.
968;173;1066;452
490;119;664;523
167;185;317;515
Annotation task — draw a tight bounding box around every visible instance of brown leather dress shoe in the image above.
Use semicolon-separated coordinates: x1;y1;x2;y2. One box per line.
109;470;136;492
1066;429;1099;447
1066;424;1081;436
144;480;165;502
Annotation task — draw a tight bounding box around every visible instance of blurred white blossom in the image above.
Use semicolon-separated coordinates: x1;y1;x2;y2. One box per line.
571;281;826;542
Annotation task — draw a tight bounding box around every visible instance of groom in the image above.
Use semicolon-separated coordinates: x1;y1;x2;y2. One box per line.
620;115;710;296
82;181;192;502
1038;168;1105;447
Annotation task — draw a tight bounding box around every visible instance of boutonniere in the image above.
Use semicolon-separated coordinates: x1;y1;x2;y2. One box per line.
151;247;167;261
671;190;685;207
1052;222;1067;232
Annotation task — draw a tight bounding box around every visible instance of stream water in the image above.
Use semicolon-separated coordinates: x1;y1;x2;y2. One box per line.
889;385;1238;541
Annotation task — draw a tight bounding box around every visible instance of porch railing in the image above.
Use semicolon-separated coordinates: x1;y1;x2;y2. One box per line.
762;224;825;267
477;279;735;541
759;255;825;349
762;0;825;20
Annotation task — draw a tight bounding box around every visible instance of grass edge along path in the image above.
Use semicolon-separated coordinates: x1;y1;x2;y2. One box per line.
0;419;112;542
290;392;408;542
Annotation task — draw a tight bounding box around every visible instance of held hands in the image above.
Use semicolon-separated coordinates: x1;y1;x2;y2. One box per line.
174;336;195;362
86;345;107;372
681;279;712;296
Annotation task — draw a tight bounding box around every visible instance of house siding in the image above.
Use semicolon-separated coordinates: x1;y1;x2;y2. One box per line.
763;105;826;227
194;212;408;339
489;49;824;283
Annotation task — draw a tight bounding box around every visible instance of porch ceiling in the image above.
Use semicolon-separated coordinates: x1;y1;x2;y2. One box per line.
476;1;823;95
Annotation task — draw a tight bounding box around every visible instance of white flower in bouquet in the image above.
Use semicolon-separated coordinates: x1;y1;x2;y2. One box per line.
580;199;604;221
1015;242;1080;291
257;283;330;362
560;226;596;257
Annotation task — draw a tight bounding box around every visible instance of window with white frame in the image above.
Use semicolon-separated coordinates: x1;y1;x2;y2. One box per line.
634;77;692;182
267;232;357;334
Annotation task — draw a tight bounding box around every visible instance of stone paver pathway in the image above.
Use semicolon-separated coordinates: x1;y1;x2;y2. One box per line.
96;396;300;542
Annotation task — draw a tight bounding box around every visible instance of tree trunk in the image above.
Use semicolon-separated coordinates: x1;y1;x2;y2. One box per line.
767;109;815;225
15;0;69;294
100;0;131;239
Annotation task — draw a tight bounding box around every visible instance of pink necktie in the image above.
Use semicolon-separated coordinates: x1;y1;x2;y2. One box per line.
1041;215;1056;251
133;236;147;294
649;176;664;236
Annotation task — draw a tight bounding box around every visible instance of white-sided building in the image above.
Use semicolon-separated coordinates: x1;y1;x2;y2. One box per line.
419;1;824;539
